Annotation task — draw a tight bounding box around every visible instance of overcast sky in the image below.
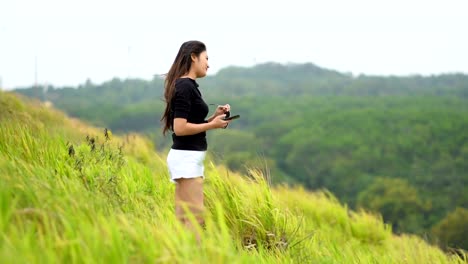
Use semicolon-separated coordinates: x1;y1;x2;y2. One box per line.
0;0;467;89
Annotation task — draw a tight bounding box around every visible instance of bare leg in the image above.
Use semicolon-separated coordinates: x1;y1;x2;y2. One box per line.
175;177;205;242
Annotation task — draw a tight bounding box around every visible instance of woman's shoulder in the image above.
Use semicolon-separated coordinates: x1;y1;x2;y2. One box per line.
175;78;198;97
175;78;198;89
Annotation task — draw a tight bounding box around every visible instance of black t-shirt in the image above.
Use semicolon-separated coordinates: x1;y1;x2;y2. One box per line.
170;78;209;151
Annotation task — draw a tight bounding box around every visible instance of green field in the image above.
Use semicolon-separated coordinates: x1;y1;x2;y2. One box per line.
1;91;466;263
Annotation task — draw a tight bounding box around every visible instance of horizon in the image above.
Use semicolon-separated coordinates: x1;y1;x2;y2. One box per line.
7;61;468;90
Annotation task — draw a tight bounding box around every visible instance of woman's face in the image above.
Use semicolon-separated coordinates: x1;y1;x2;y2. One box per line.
192;51;209;78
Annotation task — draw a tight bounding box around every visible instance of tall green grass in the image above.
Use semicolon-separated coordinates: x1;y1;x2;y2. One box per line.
0;91;466;263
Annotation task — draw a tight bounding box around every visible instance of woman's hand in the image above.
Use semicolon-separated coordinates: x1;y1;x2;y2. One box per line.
215;104;230;117
206;103;231;124
210;114;230;129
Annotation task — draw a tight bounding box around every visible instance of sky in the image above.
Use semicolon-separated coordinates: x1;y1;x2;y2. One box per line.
0;0;467;89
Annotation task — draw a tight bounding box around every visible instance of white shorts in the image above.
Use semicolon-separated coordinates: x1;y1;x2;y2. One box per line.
166;148;207;183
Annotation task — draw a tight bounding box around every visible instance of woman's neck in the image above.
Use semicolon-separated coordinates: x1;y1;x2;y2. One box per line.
180;70;197;80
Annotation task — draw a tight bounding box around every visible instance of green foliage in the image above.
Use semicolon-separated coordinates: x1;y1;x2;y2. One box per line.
432;208;468;251
357;177;430;233
207;129;293;184
65;133;126;205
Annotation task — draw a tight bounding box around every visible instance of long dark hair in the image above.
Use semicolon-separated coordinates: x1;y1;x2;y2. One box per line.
161;40;206;136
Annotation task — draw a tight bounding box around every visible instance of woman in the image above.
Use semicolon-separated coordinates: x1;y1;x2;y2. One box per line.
161;40;231;238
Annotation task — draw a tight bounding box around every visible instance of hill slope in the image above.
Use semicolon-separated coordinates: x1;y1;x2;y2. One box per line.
1;91;465;263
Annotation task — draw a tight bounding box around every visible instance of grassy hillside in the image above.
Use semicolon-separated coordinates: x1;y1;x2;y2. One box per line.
0;91;465;263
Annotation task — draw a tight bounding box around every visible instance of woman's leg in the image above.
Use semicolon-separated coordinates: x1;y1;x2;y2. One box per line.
175;177;205;240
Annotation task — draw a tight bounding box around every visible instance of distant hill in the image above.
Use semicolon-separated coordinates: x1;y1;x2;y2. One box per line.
207;62;468;97
11;62;468;132
14;62;468;103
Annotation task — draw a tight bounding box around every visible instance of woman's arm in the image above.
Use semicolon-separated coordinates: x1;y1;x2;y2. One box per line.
206;114;217;123
173;115;229;136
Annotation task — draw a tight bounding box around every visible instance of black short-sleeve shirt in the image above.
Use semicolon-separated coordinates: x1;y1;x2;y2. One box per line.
170;78;209;151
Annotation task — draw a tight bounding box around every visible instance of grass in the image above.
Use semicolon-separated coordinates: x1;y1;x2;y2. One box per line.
0;91;466;263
